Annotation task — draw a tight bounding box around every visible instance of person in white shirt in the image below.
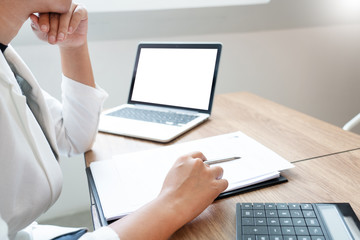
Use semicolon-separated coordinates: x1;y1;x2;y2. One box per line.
0;0;228;239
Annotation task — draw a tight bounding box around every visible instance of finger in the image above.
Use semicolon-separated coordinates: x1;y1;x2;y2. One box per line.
210;165;224;180
68;4;88;34
189;151;207;161
58;7;73;41
48;13;60;44
216;179;229;192
29;14;40;31
38;13;50;33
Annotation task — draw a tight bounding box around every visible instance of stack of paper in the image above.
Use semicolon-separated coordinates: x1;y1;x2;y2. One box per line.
90;131;294;221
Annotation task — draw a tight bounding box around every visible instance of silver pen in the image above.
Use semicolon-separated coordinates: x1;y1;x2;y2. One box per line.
204;156;241;165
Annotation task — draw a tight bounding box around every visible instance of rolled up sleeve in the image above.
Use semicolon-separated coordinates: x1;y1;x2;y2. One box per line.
45;75;108;157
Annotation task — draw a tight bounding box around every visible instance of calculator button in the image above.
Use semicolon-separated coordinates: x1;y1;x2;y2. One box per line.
308;227;323;235
254;210;266;217
290;210;303;217
295;227;309;235
292;218;306;226
269;236;283;240
276;203;288;209
253;203;265;209
301;203;313;210
242;210;254;217
265;203;276;209
297;237;311;240
242;203;253;209
243;235;255;240
268;227;281;235
242;226;268;235
283;236;296;240
303;210;316;218
278;210;290;217
305;218;319;226
266;210;278;217
267;218;280;226
281;227;295;235
256;235;269;240
311;237;325;240
242;218;255;226
288;203;300;209
255;218;267;226
279;218;292;226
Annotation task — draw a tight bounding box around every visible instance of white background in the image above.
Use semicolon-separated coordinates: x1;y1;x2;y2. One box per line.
79;0;269;11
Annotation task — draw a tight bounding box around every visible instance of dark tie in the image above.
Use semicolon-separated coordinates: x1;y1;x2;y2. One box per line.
10;62;59;160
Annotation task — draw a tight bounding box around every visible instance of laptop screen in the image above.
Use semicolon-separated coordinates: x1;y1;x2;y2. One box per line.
128;43;222;113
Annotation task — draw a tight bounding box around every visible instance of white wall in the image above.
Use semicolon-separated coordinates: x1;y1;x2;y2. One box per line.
11;0;360;221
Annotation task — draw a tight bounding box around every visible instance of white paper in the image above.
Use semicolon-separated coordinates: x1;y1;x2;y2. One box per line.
90;131;294;220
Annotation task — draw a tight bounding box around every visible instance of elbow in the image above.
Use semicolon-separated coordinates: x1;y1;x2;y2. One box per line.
58;128;97;157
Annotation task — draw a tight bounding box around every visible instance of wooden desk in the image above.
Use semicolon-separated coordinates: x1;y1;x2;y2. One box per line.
85;92;360;167
84;92;360;238
169;150;360;239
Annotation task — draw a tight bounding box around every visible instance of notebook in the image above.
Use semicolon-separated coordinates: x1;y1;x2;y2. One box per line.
98;42;222;142
88;131;294;222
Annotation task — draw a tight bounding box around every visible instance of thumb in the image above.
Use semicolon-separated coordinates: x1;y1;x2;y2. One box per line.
29;14;40;31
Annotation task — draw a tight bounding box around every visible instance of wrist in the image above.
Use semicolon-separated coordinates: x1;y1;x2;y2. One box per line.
111;193;188;240
59;41;95;88
59;41;88;53
155;192;188;229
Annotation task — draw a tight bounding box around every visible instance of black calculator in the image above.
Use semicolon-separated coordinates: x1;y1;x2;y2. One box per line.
236;202;360;240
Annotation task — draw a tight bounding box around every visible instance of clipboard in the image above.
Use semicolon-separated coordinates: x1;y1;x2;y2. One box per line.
86;167;288;226
88;131;294;222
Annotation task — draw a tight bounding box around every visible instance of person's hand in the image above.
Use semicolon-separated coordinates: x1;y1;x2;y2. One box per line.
109;152;228;240
29;3;88;49
159;151;229;223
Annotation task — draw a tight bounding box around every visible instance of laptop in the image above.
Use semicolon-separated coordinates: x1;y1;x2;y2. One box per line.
98;42;222;142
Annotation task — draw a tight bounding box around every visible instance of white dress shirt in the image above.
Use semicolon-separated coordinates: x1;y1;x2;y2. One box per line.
0;46;119;240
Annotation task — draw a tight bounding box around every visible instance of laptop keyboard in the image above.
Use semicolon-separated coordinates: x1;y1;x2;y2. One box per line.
107;107;198;126
236;203;327;240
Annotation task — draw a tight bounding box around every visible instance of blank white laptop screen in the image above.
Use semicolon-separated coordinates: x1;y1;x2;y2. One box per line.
130;48;218;110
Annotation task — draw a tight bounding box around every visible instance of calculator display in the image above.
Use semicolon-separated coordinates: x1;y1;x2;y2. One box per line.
317;204;356;240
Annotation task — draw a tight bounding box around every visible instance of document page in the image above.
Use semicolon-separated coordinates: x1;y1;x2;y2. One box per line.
90;131;294;220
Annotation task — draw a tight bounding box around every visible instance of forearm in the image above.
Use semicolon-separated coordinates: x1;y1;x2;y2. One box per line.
109;194;185;240
60;43;95;88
